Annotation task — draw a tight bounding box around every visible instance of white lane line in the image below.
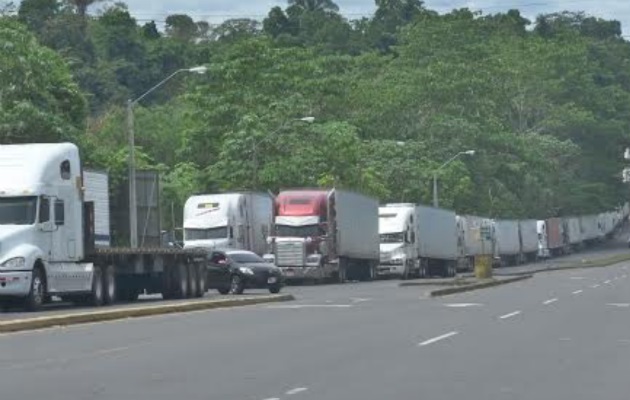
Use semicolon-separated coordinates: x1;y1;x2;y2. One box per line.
572;290;583;295
543;298;558;305
570;277;586;280
591;284;601;288
499;311;522;320
604;280;612;284
607;303;630;307
444;303;483;308
350;297;372;303
623;275;628;278
418;331;459;347
286;387;308;395
262;398;280;400
267;304;352;309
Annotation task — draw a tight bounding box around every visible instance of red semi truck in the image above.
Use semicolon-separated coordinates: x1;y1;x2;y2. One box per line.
265;189;379;283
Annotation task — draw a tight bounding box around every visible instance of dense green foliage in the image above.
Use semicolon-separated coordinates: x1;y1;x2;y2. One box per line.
2;0;630;229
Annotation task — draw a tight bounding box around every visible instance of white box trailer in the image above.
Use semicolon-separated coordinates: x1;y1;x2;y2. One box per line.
416;205;459;277
519;219;539;261
335;190;380;261
183;193;273;256
494;219;521;266
580;214;600;244
564;217;583;249
457;215;496;271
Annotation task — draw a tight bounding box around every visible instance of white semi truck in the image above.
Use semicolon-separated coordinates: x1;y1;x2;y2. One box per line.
0;143;207;310
183;193;273;255
378;204;418;279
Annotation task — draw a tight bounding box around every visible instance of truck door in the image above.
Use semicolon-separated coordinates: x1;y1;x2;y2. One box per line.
51;198;67;261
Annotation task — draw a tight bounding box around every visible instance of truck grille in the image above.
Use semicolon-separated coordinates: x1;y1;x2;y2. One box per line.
276;241;305;266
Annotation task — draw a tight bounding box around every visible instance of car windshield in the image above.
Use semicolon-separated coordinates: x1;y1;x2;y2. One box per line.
276;224;320;237
380;232;404;243
228;252;265;264
184;227;228;240
0;197;37;225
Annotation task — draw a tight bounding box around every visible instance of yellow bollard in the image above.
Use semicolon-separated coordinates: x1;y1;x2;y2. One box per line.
474;255;493;279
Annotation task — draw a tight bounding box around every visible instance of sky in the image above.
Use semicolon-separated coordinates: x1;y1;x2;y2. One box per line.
110;0;630;36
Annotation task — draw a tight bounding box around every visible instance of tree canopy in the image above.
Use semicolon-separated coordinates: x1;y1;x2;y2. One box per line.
3;0;630;228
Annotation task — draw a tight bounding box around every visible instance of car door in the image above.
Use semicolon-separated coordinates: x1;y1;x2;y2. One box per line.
207;251;231;289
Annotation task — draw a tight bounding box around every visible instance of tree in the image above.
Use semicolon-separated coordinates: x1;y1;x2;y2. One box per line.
287;0;339;13
263;6;295;38
0;18;86;143
165;14;198;42
65;0;102;17
17;0;60;34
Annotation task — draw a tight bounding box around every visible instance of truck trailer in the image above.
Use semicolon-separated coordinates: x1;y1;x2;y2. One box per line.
183;193;273;255
0;143;207;310
266;189;379;283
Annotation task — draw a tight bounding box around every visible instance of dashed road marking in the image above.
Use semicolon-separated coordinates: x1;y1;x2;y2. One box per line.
572;290;583;295
444;303;483;308
266;304;352;309
262;398;281;400
607;303;630;308
591;284;601;288
604;280;612;284
570;277;586;280
543;298;558;305
418;331;459;347
499;311;522;320
350;298;372;303
286;387;308;396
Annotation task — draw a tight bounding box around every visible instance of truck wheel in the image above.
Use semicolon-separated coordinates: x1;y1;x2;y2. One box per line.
175;263;189;299
418;263;427;279
89;266;104;307
229;275;244;295
187;264;197;299
195;265;206;298
217;287;230;295
402;261;411;280
103;265;117;305
25;267;46;311
269;284;282;294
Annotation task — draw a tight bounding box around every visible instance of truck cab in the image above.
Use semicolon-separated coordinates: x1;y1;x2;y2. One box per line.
378;204;417;278
0;143;92;308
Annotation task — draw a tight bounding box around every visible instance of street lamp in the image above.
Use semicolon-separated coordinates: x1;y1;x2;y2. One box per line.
127;66;207;248
251;116;315;188
432;150;475;208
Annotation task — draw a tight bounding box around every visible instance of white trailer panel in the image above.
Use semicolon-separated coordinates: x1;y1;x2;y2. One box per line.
494;220;520;256
416;206;458;260
334;190;379;261
459;215;494;256
580;214;600;241
519;219;538;254
83;170;111;247
564;217;582;245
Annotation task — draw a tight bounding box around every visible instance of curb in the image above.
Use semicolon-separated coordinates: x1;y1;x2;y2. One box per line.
428;275;532;297
496;254;630;277
0;294;294;334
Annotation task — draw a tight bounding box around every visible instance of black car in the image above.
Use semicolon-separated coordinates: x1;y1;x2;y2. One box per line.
206;250;284;295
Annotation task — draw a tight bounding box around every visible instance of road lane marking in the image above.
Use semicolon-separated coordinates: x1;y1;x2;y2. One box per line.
570;277;586;280
444;303;483;308
418;331;459;347
266;305;352;309
572;290;583;295
543;298;558;305
286;387;308;395
499;311;521;320
607;303;630;307
604;280;612;284
262;398;280;400
350;298;372;303
591;284;600;288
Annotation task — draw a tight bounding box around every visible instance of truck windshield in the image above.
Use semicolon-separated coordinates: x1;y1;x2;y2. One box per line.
0;197;37;225
185;227;228;240
380;232;404;243
276;224;320;237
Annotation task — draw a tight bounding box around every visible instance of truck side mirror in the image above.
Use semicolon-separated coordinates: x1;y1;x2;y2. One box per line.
39;221;54;232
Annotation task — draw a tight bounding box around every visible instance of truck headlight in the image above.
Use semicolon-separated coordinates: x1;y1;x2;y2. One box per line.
239;267;254;275
1;257;26;269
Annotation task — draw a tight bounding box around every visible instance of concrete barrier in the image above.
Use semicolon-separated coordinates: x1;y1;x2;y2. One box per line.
427;275;532;297
0;294;294;334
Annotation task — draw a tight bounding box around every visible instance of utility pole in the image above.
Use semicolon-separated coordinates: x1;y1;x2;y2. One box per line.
127;99;138;248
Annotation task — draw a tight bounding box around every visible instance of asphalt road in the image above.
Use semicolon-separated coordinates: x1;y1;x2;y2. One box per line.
1;260;630;399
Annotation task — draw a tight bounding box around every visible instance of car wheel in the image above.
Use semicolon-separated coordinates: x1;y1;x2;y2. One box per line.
229;275;244;295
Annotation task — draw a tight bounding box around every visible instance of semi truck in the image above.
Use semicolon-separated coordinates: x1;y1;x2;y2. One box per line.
494;219;521;266
537;218;565;258
579;214;601;245
266;189;379;283
0;143;207;310
519;219;539;262
378;204;418;279
416;205;459;277
563;217;582;250
456;215;496;272
183;193;273;255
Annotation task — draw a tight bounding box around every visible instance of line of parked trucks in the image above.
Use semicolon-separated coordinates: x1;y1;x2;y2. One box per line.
0;143;627;311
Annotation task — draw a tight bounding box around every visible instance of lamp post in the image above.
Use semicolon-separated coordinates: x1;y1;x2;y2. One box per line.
251;116;315;189
127;66;207;248
432;150;475;208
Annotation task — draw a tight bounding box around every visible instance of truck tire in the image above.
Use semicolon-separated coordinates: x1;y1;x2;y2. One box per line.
103;265;117;305
269;284;282;294
175;263;189;299
187;264;196;299
25;267;46;311
88;266;104;307
196;265;206;298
